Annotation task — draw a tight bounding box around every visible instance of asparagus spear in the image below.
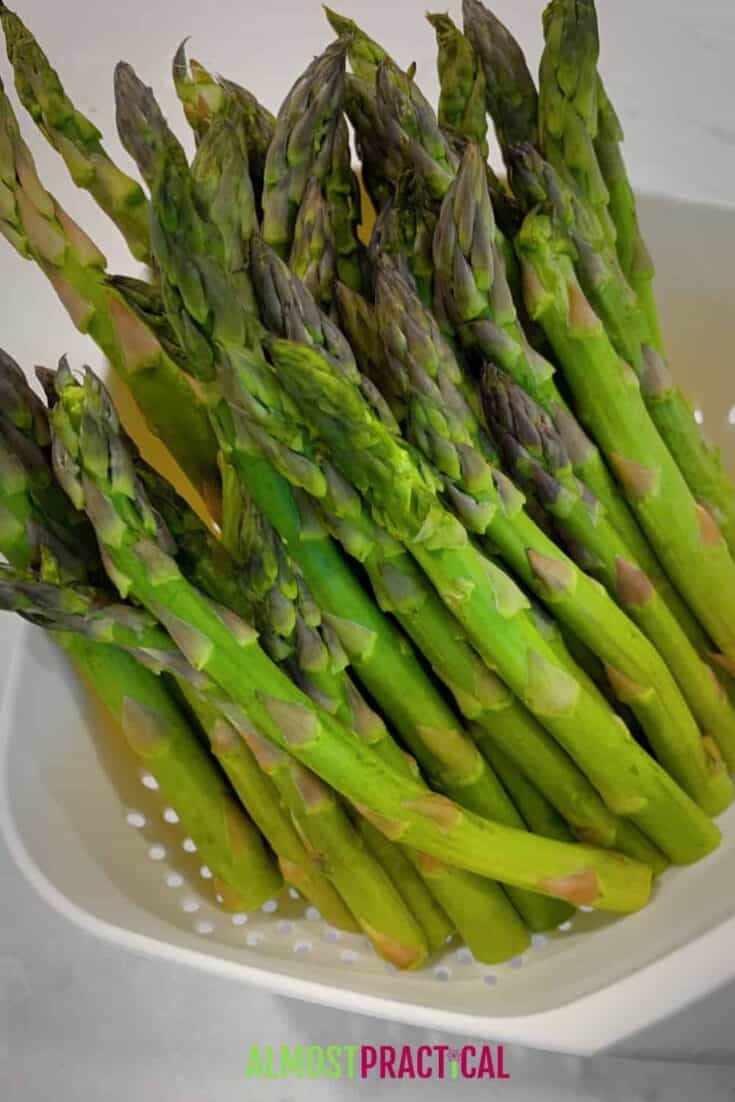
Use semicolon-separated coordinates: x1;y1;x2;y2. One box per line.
176;682;361;932
483;365;735;774
47;363;649;915
0;4;150;261
249;235;634;911
0;377;282;912
428;12;488;157
1;567;286;911
537;0;617;248
262;39;362;291
509;142;735;560
594;75;661;348
432;142;666;586
219;468;540;953
461;0;538;162
112;70;562;939
373;258;731;815
478;737;574;842
516;209;735;666
0;80;220;511
289;176;339;315
113;63;528;832
266;333;721;865
171;40;275;179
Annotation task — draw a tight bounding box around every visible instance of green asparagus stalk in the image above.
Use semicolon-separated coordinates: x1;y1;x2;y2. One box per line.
432;141;665;586
172;45;274;219
428;12;489;157
267;334;721;865
262;39;362;290
113;63;524;824
461;0;538;161
177;682;360;931
46;362;652;914
355;820;453;953
248;238;588;925
483;365;735;774
137;456;451;956
0;4;150;261
477;737;574;842
0;470;282;911
289;176;338;316
594;75;661;347
509;142;735;558
516;209;735;666
374;258;731;815
0;80;220;511
538;0;617;248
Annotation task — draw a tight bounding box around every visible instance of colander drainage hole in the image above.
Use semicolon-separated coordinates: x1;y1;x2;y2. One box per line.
181;898;200;914
305;906;321;922
262;899;278;914
340;949;359;964
231;913;248;927
147;844;166;861
140;771;158;790
455;947;474;965
126;811;146;828
509;956;524;970
182;838;197;853
195;920;214;936
322;928;339;943
434;966;451;982
276;920;293;935
531;934;547;949
483;974;498;987
199;865;213;880
163;807;179;824
247;931;265;947
293;942;312;955
288;887;300;900
166;873;184;889
558;920;574;932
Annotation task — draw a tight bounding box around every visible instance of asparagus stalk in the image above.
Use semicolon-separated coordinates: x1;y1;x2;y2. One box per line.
248;238;593;923
594;75;661;348
0;80;220;511
428;11;488;157
0;4;150;261
113;63;525;827
432;142;666;586
483;365;735;774
461;0;538;162
509;142;735;559
289;176;339;316
177;682;360;932
537;0;617;248
138;459;462;951
45;362;652;915
373;258;731;815
262;39;362;291
234;284;667;867
477;737;574;843
516;209;735;666
0;424;282;911
266;334;721;865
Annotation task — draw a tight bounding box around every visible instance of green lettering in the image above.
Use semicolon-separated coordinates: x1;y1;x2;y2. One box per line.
246;1047;263;1079
306;1046;325;1079
280;1045;304;1078
325;1046;343;1079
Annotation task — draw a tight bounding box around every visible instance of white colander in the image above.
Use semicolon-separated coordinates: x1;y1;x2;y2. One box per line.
2;194;735;1056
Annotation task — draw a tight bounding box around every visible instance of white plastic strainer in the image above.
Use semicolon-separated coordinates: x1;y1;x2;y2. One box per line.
2;195;735;1055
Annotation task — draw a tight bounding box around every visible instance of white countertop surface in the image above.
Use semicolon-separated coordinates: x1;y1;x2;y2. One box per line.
2;1;735;1096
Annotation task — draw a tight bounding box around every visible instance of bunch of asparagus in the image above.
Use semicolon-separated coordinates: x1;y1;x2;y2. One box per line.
0;0;732;970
